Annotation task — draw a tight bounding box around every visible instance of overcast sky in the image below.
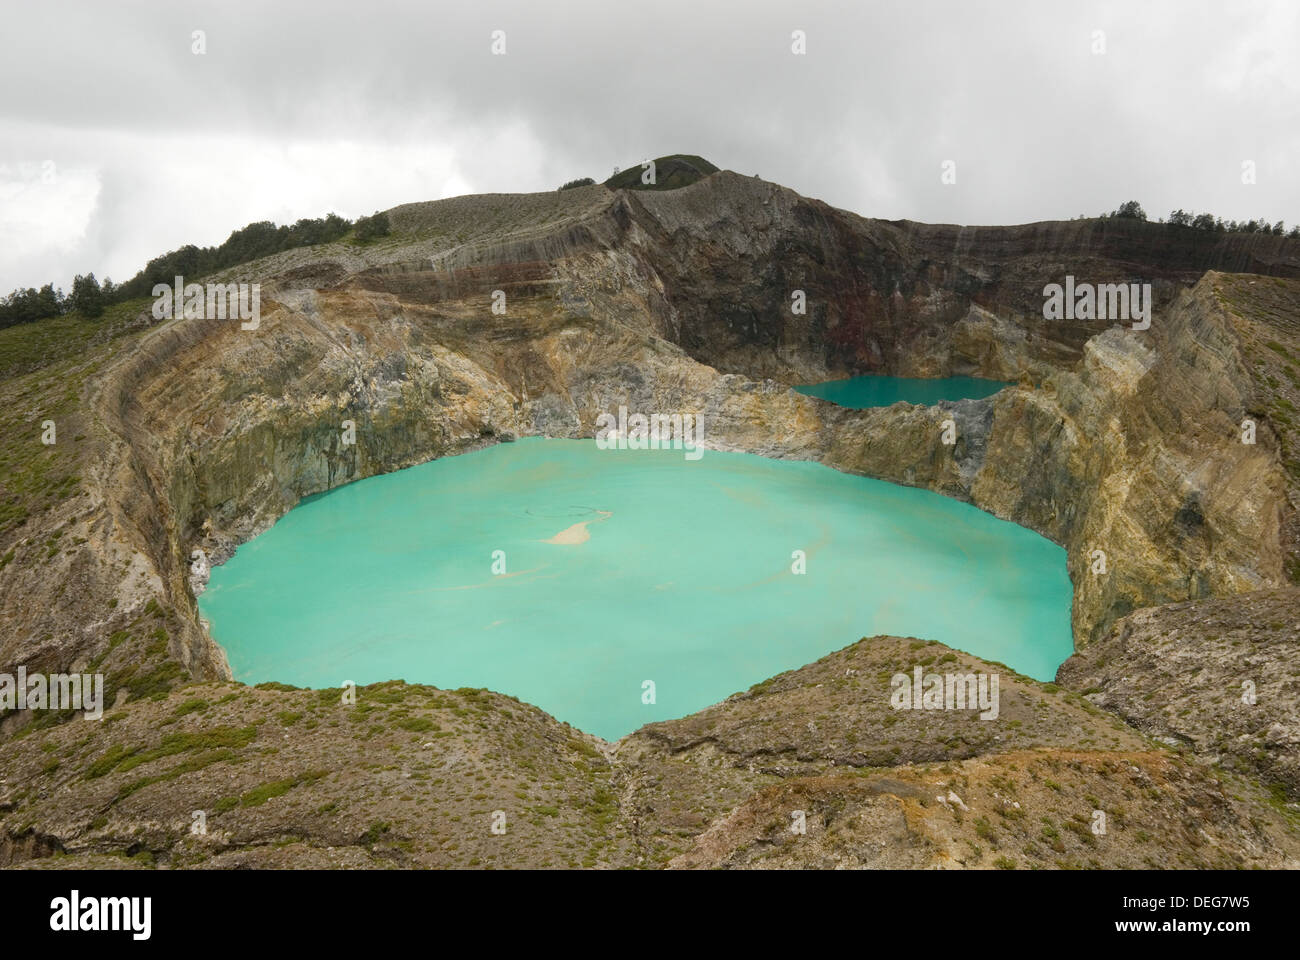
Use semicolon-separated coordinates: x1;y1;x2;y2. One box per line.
1;0;1297;293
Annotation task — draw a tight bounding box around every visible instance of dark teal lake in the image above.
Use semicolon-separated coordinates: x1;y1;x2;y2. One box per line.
795;375;1011;408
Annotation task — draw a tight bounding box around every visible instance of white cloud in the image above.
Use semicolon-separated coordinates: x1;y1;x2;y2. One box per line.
0;122;545;291
0;162;100;290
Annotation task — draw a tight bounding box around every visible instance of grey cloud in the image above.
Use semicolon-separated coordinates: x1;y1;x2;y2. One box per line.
1;0;1296;291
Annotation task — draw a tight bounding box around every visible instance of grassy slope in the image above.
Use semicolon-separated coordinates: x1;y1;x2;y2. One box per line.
0;300;151;541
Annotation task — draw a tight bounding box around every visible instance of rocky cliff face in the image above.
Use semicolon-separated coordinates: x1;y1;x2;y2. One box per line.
2;165;1298;867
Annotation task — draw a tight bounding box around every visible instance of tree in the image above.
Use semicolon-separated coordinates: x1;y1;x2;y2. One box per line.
70;272;105;318
36;283;62;316
1168;209;1191;227
0;283;65;328
1112;200;1147;220
286;213;350;246
558;177;595;191
354;211;390;241
0;289;35;328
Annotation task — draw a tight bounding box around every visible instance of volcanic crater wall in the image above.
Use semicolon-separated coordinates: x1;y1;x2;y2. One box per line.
28;169;1299;696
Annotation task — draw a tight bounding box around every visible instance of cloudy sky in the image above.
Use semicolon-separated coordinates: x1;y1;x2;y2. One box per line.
1;0;1297;293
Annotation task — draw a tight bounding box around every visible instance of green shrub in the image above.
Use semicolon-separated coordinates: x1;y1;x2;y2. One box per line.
354;211;390;242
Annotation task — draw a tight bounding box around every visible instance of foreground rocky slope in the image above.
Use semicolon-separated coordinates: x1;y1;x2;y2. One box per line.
3;634;1295;869
1060;589;1300;800
2;161;1299;868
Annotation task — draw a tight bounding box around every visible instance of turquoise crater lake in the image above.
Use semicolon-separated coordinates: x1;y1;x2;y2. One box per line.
795;375;1011;408
198;438;1072;740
